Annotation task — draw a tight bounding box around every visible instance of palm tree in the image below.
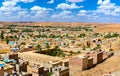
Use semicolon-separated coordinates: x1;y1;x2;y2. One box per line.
14;35;19;40
46;43;50;51
52;46;65;57
51;46;59;56
57;50;65;57
0;31;4;40
5;36;9;44
36;44;42;52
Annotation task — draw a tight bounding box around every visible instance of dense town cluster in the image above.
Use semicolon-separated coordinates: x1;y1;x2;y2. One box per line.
0;24;117;76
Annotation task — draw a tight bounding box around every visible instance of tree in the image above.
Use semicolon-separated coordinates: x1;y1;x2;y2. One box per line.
36;44;42;52
49;34;56;38
51;46;65;57
22;29;33;32
92;44;101;50
46;43;50;50
47;72;53;76
93;33;100;37
104;32;119;38
0;31;4;40
104;33;112;38
83;46;86;50
58;50;65;57
77;50;81;54
14;35;19;40
112;32;119;37
78;33;86;38
5;36;9;44
69;51;73;56
51;46;58;56
21;42;26;45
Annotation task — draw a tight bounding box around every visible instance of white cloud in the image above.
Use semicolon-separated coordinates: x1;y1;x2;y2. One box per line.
97;0;110;5
20;0;35;3
97;0;102;4
0;0;35;12
0;6;22;12
77;10;99;18
76;0;120;22
31;6;49;11
0;0;23;12
4;0;35;3
67;0;84;3
0;0;51;21
31;6;52;18
2;1;17;7
77;10;87;16
95;0;120;16
18;11;30;18
47;0;54;4
31;6;52;13
79;10;87;13
56;3;83;10
51;10;73;19
114;8;120;13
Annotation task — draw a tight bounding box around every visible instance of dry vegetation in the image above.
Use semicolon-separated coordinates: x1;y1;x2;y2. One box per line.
1;22;120;32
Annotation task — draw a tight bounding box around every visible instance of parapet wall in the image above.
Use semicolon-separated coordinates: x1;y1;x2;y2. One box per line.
69;50;112;72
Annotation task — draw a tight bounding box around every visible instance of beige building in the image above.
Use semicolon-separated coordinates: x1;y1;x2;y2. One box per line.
0;44;10;53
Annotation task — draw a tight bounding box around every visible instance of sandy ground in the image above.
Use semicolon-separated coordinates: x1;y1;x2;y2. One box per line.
75;51;120;76
95;24;120;33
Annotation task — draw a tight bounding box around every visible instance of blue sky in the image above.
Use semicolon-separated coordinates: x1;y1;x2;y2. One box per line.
0;0;120;23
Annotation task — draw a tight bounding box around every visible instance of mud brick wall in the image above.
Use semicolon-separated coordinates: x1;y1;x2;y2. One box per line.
64;61;69;67
38;67;49;76
69;57;88;71
22;73;32;76
20;48;35;52
82;57;88;70
19;63;28;72
91;51;103;64
59;68;69;76
52;61;63;67
69;57;82;66
87;57;93;68
97;52;103;64
38;67;44;73
9;53;18;62
103;53;109;60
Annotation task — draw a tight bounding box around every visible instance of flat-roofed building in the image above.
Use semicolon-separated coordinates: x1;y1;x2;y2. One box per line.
0;44;10;53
